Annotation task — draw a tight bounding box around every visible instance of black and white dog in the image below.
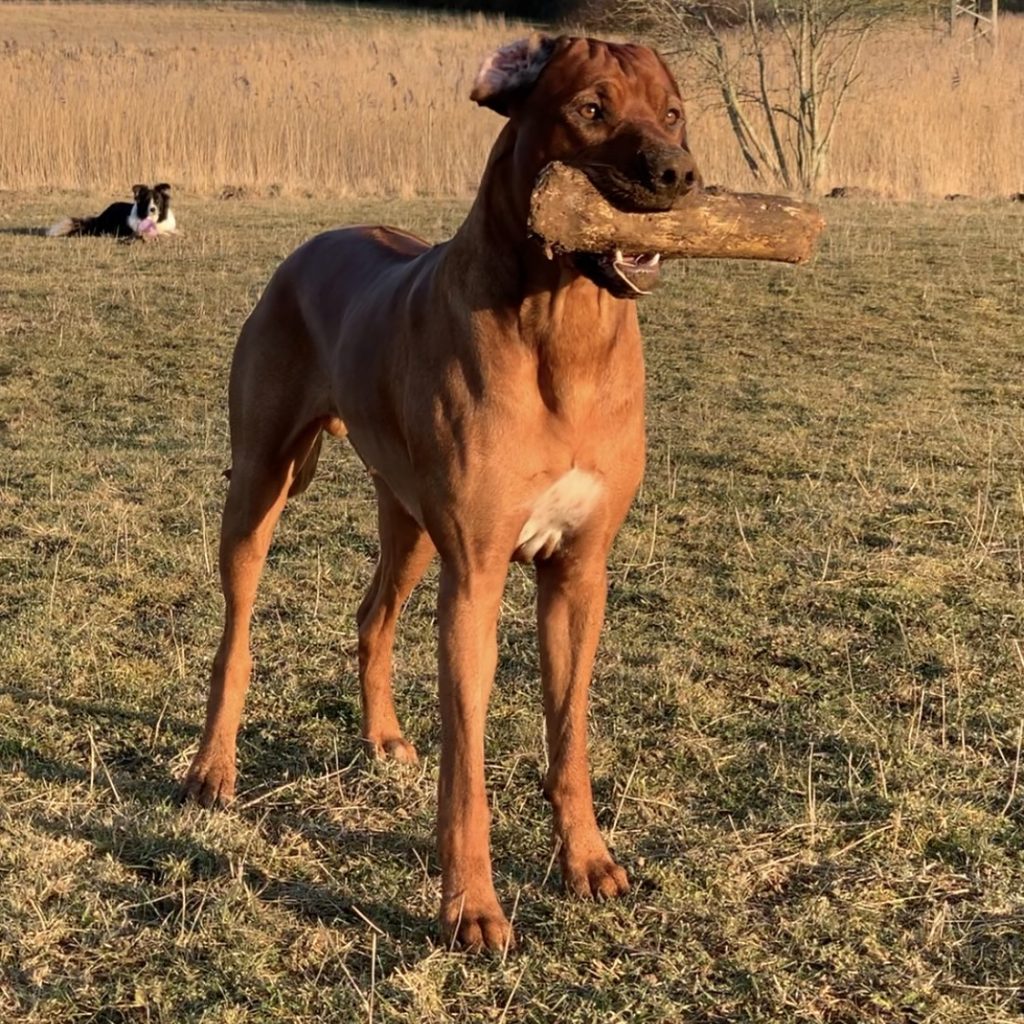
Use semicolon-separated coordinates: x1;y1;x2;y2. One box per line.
47;183;177;239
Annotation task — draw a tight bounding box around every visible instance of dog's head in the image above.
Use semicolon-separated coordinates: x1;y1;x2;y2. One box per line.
131;182;173;223
472;35;701;297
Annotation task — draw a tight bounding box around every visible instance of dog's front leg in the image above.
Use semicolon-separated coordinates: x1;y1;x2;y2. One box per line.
537;548;630;900
436;560;511;952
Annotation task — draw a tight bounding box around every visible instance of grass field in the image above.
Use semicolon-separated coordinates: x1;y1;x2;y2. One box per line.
2;188;1023;1021
2;3;1022;198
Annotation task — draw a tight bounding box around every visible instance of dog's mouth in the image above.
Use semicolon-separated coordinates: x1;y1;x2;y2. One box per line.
573;248;662;298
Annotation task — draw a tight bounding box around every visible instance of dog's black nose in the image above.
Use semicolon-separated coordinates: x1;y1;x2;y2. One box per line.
643;145;701;202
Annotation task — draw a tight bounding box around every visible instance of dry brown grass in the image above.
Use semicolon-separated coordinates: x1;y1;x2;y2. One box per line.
0;4;1021;197
2;189;1024;1023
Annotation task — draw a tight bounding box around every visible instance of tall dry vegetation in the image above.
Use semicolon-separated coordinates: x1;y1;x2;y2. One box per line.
1;2;1021;198
826;21;1024;197
675;16;1024;197
0;4;517;197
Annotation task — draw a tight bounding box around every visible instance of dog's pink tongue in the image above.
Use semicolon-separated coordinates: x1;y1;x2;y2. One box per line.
139;218;157;235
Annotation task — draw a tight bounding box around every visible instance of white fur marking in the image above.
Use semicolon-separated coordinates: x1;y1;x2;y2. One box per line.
515;468;603;561
155;208;177;234
130;203;176;236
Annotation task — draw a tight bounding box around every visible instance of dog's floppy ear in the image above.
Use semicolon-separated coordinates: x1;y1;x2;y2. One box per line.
155;182;171;196
131;184;146;200
471;33;562;117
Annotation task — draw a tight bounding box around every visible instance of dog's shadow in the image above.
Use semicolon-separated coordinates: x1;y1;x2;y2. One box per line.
5;683;438;948
5;681;569;963
23;804;435;1002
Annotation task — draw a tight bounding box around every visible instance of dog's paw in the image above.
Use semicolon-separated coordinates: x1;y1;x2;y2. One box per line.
179;752;236;808
441;894;514;954
562;850;630;901
364;734;419;765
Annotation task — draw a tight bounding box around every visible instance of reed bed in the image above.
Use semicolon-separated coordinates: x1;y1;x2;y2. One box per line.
678;17;1024;199
0;4;516;197
1;2;1021;198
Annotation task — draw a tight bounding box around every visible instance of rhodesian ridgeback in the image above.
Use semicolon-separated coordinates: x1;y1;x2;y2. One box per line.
181;34;700;951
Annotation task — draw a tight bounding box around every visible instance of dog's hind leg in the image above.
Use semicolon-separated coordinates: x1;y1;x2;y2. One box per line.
46;217;76;237
181;330;326;807
181;432;319;807
355;479;435;762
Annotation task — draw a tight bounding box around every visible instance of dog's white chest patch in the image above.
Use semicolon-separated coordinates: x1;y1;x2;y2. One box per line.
515;468;603;561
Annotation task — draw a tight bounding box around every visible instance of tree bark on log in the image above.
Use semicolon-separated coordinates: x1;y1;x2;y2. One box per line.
529;163;826;265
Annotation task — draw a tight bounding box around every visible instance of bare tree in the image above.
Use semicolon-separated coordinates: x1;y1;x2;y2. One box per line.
605;0;915;194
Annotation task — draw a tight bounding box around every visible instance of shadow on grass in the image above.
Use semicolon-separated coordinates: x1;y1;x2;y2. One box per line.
5;681;584;942
0;227;141;243
26;806;434;943
0;684;196;741
4;681;442;944
0;681;364;796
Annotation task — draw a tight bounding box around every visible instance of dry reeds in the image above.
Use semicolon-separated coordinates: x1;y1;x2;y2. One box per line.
1;3;1021;198
0;3;517;197
675;19;1024;199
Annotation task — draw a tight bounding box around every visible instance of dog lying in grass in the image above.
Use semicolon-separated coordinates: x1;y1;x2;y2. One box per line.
47;183;176;240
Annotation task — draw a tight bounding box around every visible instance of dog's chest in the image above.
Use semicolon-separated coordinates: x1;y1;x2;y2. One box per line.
515;468;603;561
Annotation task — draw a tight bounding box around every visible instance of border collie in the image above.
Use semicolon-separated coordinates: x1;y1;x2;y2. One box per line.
47;183;177;239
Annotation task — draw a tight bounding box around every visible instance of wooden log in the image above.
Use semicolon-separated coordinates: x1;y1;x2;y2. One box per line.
529;162;825;265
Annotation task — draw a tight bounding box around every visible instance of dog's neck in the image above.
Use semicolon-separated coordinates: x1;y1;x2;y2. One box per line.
447;124;636;354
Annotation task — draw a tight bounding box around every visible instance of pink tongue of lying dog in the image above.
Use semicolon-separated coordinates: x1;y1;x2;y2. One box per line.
138;218;159;238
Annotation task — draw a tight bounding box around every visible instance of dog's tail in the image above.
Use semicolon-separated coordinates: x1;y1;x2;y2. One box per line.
46;216;87;237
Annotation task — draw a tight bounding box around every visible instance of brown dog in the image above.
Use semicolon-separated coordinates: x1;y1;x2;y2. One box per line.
181;34;700;951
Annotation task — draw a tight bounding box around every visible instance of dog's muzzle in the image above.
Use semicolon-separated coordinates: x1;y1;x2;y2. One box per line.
581;143;702;215
571;144;701;297
641;144;701;209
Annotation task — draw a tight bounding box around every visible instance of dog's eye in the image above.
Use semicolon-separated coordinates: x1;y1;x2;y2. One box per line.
579;102;602;121
666;108;682;126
